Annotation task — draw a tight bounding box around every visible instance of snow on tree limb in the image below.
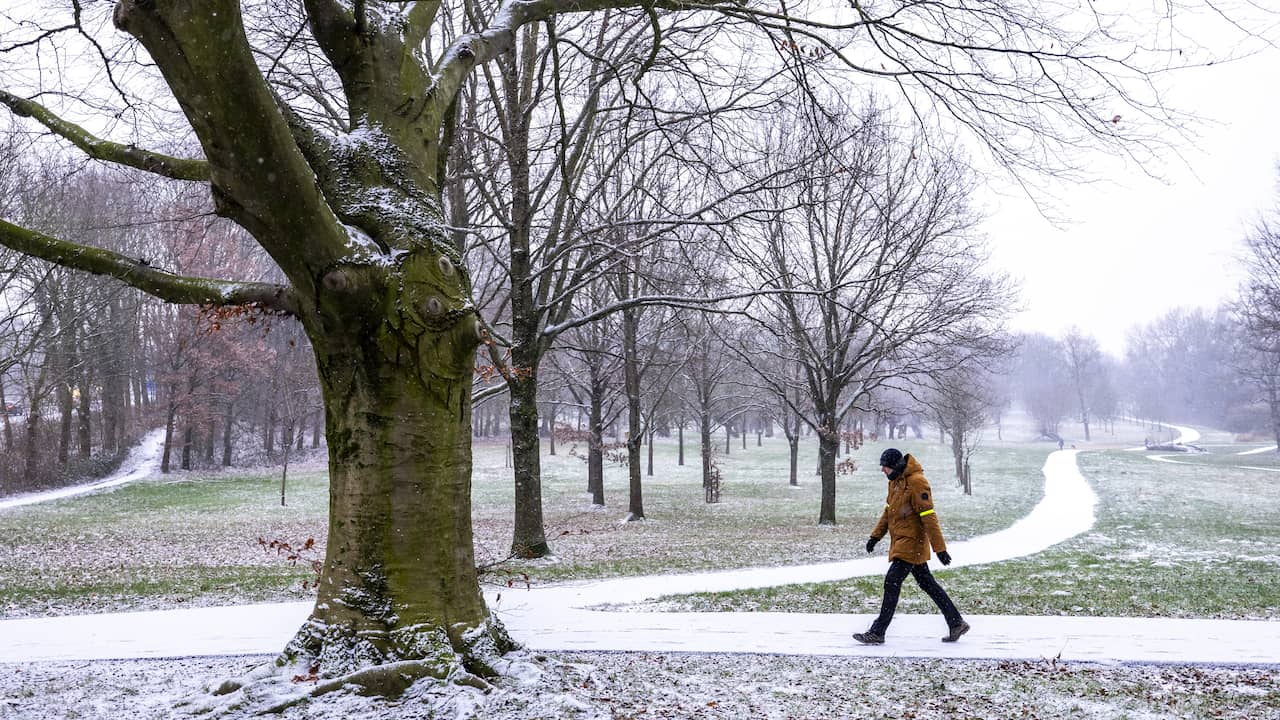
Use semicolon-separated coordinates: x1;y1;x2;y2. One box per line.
0;90;211;182
0;218;299;314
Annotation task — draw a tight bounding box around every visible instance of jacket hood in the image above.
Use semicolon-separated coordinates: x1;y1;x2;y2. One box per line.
889;453;923;481
902;453;924;477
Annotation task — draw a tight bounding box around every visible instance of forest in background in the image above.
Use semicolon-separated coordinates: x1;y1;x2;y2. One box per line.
2;148;1277;500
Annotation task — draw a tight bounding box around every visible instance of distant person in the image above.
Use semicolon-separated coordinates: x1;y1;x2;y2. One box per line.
853;448;970;645
1058;438;1065;451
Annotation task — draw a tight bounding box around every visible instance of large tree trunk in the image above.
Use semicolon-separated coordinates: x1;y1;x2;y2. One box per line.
65;0;524;692
282;295;513;678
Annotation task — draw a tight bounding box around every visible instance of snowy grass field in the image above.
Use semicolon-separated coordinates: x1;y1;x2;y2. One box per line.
2;415;1278;718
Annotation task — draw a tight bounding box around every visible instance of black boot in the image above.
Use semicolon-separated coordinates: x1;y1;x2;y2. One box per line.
852;630;885;645
942;621;970;642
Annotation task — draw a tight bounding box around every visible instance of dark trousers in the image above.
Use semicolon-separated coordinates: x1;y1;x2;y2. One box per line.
870;559;963;634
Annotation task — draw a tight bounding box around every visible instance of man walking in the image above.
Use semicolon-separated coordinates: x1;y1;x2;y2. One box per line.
853;448;970;645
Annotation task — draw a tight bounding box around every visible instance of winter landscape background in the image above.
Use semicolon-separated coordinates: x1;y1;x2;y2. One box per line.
3;0;1280;718
1;414;1277;718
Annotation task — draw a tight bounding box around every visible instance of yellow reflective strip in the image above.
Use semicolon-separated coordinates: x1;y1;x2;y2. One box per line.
919;509;935;517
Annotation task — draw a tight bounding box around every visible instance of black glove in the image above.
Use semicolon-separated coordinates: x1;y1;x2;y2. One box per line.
865;537;878;553
937;551;952;566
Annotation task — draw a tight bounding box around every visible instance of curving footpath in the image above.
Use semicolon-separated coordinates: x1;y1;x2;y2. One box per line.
0;426;1277;666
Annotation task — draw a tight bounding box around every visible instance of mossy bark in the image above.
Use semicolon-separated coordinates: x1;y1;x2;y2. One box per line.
106;0;518;682
281;251;514;678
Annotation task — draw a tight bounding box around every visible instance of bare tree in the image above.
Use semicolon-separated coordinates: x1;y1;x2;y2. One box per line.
730;103;1012;524
1123;308;1240;428
1063;327;1104;441
549;279;627;506
923;348;1011;494
1235;189;1280;450
1014;332;1074;439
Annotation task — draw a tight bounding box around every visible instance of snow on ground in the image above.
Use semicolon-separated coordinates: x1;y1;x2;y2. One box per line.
0;423;1278;718
2;424;1277;667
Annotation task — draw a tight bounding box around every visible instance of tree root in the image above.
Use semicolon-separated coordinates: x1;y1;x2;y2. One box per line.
209;661;279;696
256;659;488;715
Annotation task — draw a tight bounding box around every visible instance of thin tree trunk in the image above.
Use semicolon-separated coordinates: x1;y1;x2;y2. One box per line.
265;401;277;454
818;411;839;525
280;420;291;506
700;411;717;503
677;422;684;466
508;372;549;558
21;390;42;487
588;384;604;506
789;436;799;486
222;400;235;466
646;428;654;477
56;368;72;468
181;423;193;470
0;380;12;453
161;388;177;474
76;370;92;460
548;402;556;456
622;306;644;520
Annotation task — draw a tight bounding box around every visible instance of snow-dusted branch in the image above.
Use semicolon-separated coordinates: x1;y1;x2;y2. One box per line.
0;91;210;182
0;219;298;315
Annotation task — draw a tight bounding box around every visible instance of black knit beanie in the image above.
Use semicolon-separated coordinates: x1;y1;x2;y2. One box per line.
879;448;903;469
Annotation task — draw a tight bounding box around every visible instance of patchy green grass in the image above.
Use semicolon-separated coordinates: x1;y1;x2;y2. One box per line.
0;469;328;617
470;435;1048;582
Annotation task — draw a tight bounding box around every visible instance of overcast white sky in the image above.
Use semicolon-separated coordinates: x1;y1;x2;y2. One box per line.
984;46;1280;358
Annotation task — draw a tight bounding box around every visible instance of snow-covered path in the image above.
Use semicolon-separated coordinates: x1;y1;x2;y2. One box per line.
3;600;1275;666
0;428;165;510
494;449;1095;613
2;424;1277;667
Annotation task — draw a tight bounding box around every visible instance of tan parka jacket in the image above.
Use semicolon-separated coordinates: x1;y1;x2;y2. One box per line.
870;454;947;564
